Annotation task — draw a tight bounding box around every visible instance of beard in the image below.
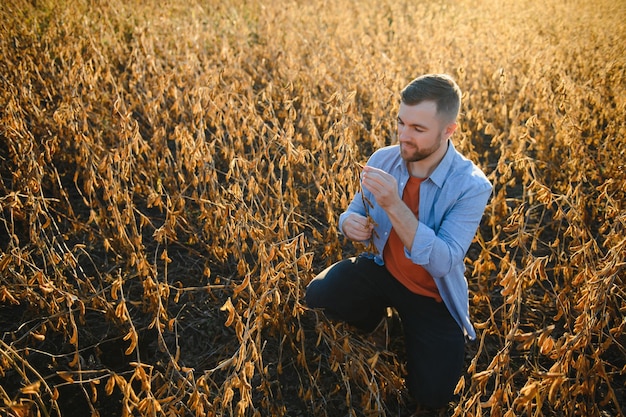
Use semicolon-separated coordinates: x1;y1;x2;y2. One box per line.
399;138;443;162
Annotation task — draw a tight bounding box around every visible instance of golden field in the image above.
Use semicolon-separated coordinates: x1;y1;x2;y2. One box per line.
0;0;624;416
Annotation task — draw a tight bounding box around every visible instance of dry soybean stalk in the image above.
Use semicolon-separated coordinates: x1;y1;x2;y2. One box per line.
356;162;378;254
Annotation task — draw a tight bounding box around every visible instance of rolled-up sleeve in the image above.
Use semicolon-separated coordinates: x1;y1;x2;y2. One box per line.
408;178;492;278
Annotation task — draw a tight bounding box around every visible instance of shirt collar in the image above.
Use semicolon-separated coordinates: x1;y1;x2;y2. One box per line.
428;140;456;188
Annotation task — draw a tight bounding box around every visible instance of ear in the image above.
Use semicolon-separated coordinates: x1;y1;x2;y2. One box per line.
444;122;457;139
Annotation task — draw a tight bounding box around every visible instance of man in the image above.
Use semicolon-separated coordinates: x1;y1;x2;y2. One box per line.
305;74;492;413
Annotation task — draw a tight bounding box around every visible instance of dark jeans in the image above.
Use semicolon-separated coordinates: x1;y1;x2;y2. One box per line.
305;256;465;409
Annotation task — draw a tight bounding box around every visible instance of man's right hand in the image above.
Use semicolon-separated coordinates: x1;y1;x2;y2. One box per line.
342;213;374;242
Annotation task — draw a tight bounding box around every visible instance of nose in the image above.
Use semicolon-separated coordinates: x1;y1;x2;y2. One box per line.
398;124;409;141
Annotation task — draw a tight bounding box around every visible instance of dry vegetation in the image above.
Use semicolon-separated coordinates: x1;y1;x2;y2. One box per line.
1;0;625;416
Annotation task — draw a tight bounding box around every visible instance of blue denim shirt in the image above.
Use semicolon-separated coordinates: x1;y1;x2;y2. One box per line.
338;141;492;340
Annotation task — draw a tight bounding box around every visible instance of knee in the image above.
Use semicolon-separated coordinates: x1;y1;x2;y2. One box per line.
303;278;324;308
303;262;345;309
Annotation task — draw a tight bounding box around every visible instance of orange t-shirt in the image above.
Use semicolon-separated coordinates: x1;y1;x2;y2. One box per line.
383;176;442;302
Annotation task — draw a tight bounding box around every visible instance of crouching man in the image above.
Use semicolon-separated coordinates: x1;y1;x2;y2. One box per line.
305;74;492;414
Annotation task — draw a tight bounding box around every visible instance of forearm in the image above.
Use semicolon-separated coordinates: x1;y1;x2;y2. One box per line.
384;200;419;251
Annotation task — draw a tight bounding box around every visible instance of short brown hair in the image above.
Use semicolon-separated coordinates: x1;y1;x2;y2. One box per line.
401;74;461;124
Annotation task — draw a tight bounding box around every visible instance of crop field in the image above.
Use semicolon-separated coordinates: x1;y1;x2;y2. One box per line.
1;0;625;416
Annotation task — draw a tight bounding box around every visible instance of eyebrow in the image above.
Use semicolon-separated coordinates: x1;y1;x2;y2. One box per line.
397;115;429;130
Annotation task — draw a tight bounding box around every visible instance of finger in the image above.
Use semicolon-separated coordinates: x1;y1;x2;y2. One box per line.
352;216;370;228
352;229;371;241
348;213;368;226
363;169;390;187
362;177;384;196
362;166;386;175
345;225;369;241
